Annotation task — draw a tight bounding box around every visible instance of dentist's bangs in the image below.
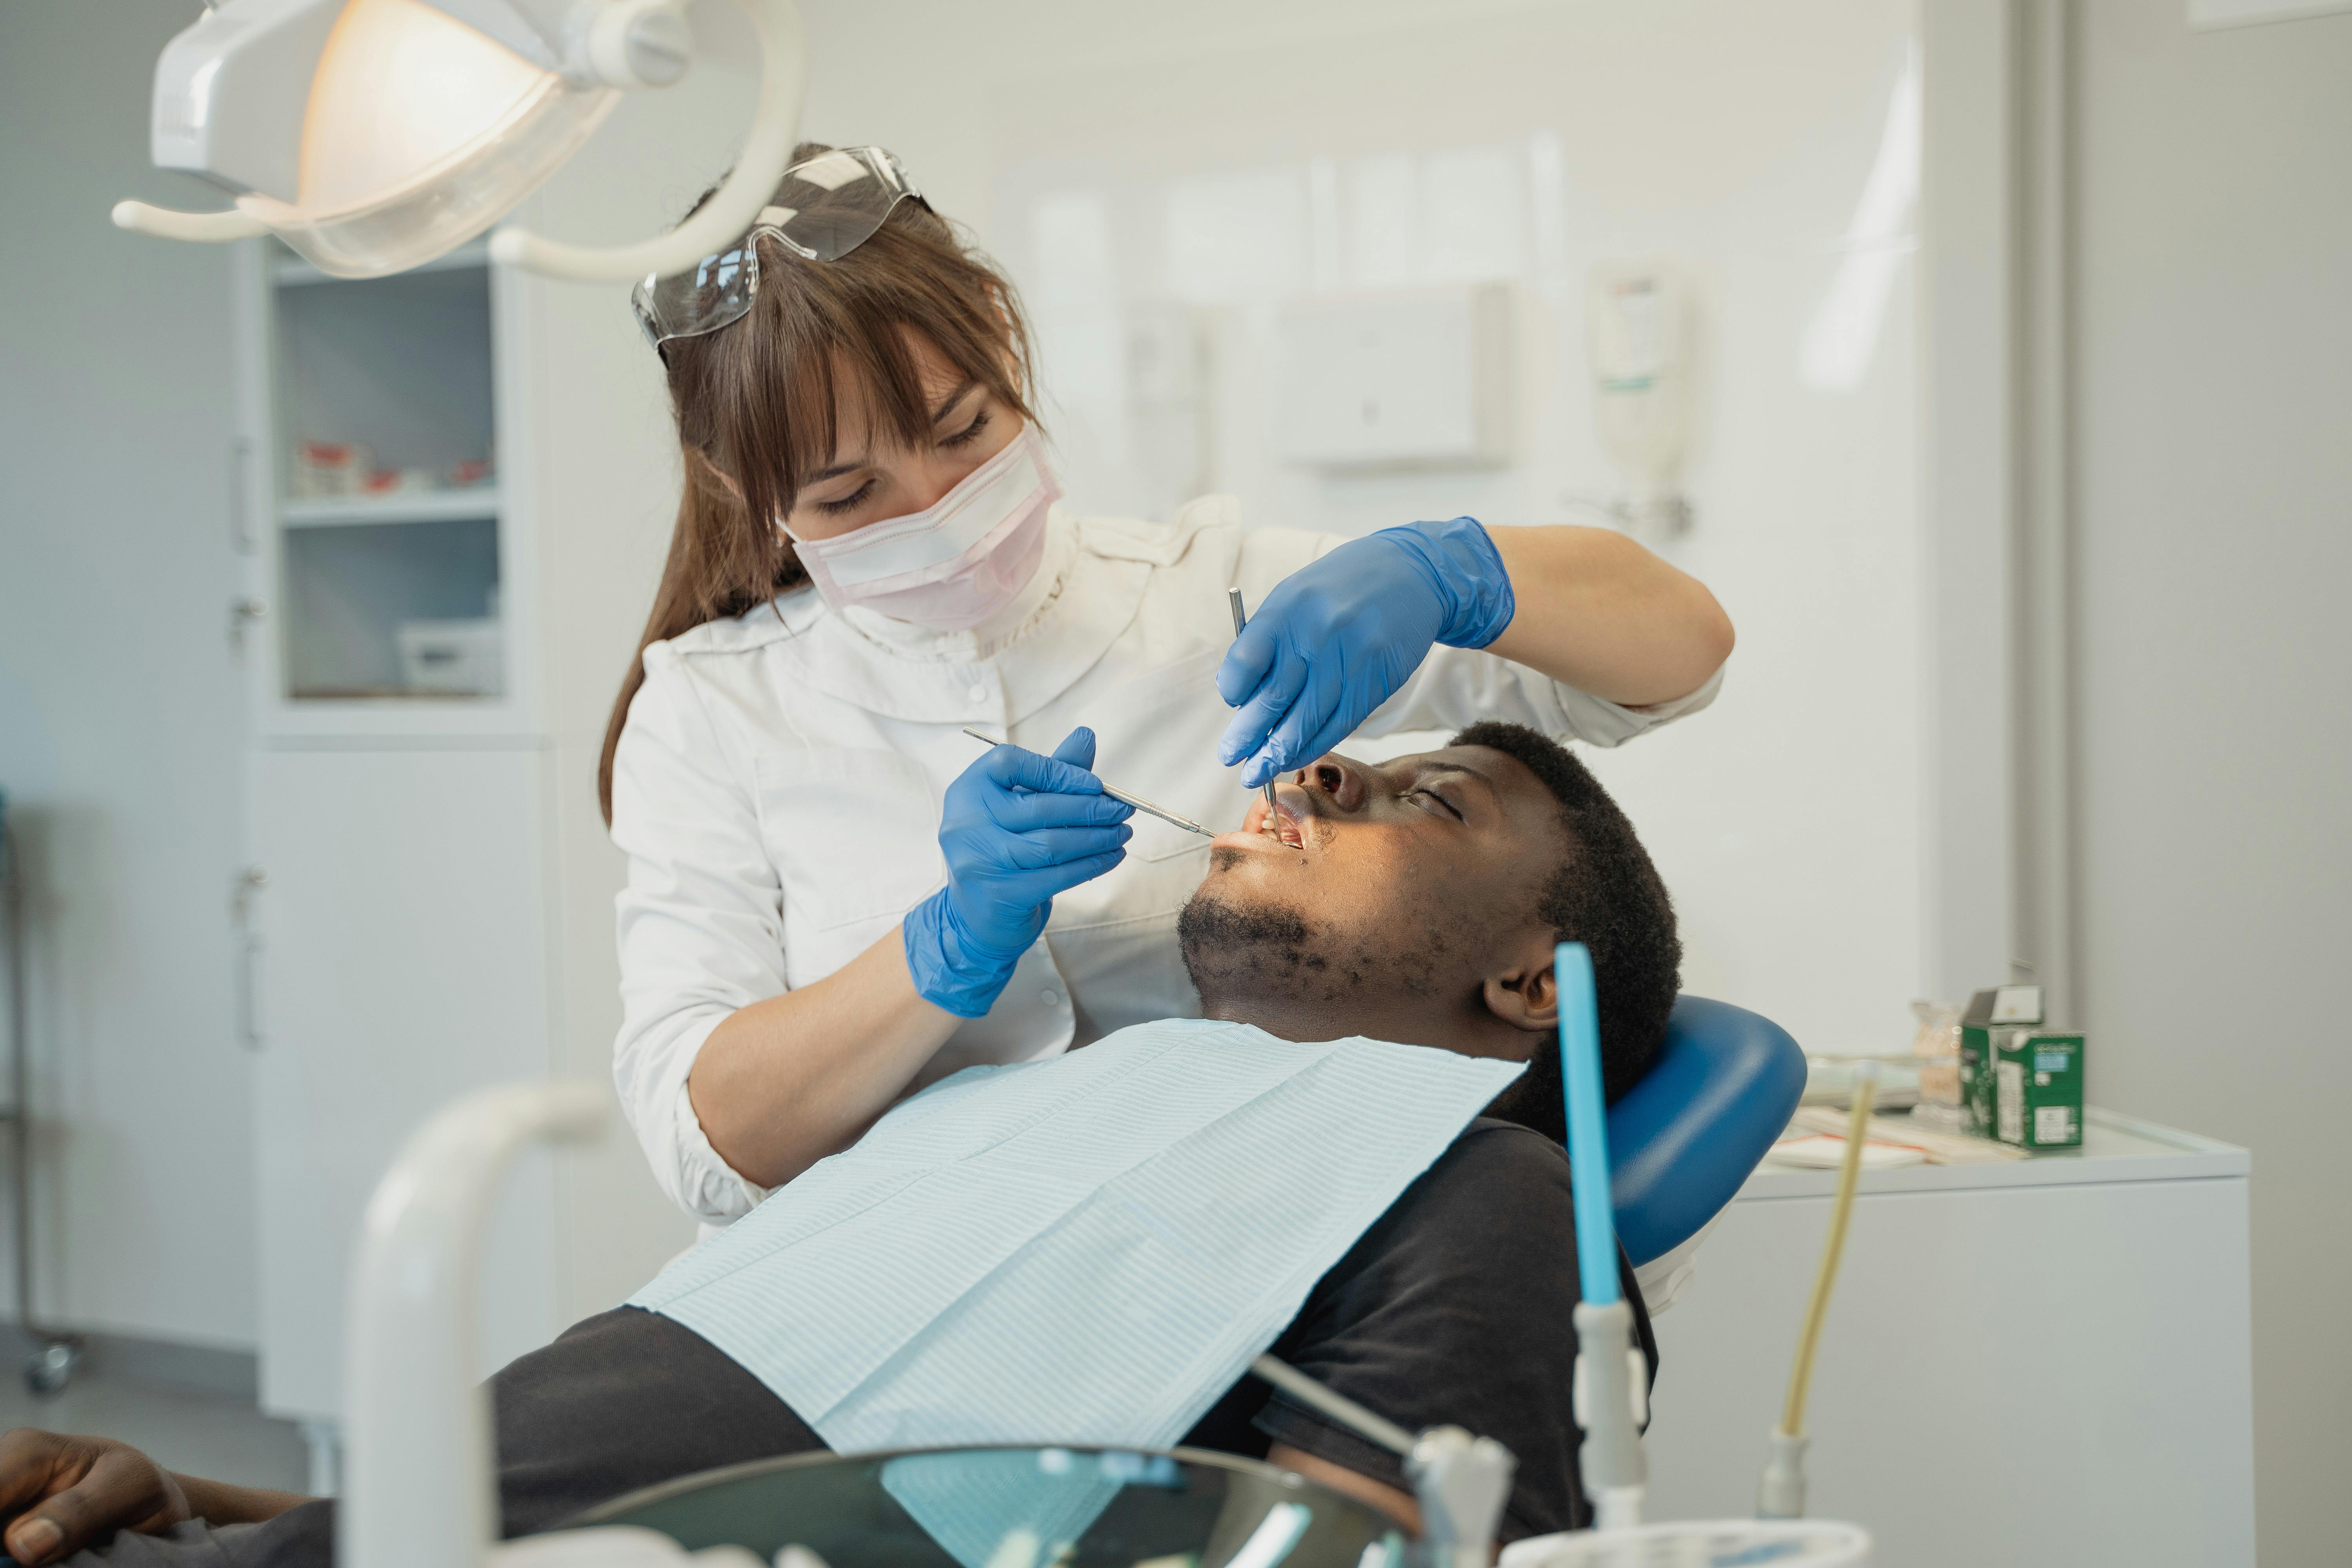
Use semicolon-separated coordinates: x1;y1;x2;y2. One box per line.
602;146;1038;822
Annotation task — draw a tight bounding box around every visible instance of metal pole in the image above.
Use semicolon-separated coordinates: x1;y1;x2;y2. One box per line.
1;808;78;1393
2;817;28;1333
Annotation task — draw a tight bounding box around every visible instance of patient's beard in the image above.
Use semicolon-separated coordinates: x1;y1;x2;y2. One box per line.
1176;891;1327;1018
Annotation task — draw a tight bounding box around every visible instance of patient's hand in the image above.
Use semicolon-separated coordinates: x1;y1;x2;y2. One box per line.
0;1429;191;1565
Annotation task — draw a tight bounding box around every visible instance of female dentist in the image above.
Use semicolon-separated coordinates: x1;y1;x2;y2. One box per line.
606;145;1734;1224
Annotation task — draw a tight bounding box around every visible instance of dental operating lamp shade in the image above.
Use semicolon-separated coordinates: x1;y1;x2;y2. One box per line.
116;0;809;283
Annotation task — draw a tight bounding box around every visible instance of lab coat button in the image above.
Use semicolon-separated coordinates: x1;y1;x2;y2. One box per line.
1041;989;1062;1007
967;683;988;703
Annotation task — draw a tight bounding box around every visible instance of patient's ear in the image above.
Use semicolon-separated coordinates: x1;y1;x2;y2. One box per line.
1481;929;1561;1037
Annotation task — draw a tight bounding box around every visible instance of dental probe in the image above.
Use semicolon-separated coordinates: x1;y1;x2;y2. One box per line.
1226;588;1282;832
959;728;1214;838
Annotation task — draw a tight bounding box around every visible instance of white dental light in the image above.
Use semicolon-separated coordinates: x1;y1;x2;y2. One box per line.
113;0;807;282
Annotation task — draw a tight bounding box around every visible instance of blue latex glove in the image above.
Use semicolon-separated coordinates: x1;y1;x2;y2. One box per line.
904;727;1134;1018
1218;516;1517;787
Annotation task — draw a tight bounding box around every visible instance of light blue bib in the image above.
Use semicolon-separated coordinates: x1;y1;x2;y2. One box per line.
629;1019;1523;1455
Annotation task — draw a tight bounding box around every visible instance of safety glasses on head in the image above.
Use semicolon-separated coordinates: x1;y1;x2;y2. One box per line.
630;145;922;355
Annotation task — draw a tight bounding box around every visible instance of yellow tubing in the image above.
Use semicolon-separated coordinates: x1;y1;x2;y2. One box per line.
1778;1067;1877;1438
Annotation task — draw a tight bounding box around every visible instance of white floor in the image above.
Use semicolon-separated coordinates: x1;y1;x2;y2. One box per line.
0;1348;309;1497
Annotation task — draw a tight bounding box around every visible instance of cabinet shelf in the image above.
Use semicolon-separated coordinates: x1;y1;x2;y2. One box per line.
282;490;501;528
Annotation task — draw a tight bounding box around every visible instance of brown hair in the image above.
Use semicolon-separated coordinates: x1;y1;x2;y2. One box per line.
597;145;1037;822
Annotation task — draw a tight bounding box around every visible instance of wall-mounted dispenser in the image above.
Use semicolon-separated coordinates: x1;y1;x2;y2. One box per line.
1585;261;1695;534
1272;284;1515;472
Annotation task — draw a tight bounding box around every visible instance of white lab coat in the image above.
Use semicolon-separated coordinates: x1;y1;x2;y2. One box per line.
610;497;1720;1228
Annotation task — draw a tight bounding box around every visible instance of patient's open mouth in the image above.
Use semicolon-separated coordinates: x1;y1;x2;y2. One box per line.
1210;790;1311;856
1245;790;1308;848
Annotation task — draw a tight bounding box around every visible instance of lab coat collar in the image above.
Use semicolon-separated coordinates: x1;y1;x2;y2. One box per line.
763;507;1151;725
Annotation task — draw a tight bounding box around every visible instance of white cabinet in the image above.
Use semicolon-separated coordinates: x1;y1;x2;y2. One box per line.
246;748;559;1417
230;238;564;1430
228;229;693;1436
1644;1111;2254;1567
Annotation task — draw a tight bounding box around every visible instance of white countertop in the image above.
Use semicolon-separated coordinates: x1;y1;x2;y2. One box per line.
1738;1106;2249;1200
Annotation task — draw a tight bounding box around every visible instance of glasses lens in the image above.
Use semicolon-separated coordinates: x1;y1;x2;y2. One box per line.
632;147;918;349
633;240;757;349
769;147;913;261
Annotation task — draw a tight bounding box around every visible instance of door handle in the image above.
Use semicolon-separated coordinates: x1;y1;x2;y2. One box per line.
231;867;268;1051
229;436;257;554
229;597;268;653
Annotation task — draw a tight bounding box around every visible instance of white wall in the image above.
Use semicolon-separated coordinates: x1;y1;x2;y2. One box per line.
0;2;258;1348
2071;3;2352;1557
795;0;1927;1058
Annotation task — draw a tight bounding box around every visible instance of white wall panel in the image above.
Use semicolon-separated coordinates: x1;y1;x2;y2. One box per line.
0;2;256;1348
2070;2;2352;1556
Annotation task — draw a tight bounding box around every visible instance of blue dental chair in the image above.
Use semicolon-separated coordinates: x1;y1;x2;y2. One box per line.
1606;995;1808;1267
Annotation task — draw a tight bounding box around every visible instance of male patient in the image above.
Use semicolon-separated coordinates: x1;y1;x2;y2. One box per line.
0;722;1681;1568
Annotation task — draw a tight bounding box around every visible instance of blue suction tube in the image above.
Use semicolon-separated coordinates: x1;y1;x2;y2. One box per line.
1555;942;1620;1306
1557;941;1648;1526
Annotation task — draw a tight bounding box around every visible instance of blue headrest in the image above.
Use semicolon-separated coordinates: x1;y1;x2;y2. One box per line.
1606;995;1807;1267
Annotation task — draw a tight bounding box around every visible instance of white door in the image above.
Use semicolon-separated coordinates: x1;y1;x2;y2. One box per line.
247;744;560;1420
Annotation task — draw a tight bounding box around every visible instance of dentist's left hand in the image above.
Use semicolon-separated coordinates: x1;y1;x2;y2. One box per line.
904;727;1134;1018
1218;517;1517;788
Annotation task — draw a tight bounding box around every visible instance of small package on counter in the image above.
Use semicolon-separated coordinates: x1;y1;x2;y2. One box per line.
1959;985;2084;1150
1994;1029;2084;1149
1783;1105;2027;1166
1909;999;1965;1131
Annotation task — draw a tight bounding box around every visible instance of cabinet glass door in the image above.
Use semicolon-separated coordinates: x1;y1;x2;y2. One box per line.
270;253;505;705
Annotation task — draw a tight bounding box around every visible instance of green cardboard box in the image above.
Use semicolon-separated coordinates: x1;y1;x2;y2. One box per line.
1959;985;2085;1150
1994;1031;2085;1149
1958;985;2042;1137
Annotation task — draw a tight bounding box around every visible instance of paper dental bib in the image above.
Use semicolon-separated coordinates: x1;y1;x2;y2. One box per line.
629;1020;1523;1454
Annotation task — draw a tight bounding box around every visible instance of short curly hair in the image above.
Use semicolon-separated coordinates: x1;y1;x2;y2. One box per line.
1450;722;1682;1135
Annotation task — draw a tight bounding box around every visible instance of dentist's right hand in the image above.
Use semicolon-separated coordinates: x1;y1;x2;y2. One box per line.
903;727;1134;1018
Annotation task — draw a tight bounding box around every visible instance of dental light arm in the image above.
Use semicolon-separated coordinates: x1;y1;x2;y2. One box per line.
489;0;803;280
110;205;272;242
114;0;807;283
343;1081;608;1568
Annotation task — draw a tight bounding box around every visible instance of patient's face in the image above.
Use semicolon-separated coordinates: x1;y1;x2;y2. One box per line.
1179;745;1566;1026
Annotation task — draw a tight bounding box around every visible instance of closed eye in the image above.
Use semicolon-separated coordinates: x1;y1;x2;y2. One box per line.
940;407;993;450
813;478;877;515
1409;787;1463;822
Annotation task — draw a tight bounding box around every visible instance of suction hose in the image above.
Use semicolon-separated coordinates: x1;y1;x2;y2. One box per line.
1757;1060;1877;1519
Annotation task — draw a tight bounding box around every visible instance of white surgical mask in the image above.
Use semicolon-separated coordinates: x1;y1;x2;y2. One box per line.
782;426;1060;631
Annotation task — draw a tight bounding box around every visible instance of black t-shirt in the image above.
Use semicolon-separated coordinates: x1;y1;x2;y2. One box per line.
1187;1118;1659;1538
86;1119;1655;1568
